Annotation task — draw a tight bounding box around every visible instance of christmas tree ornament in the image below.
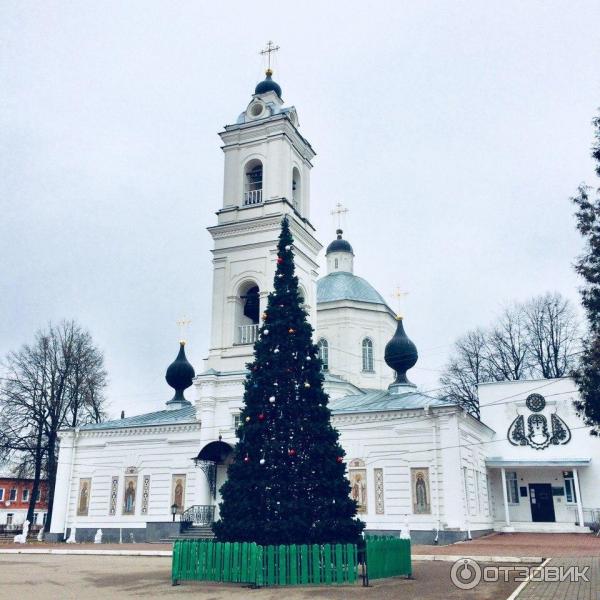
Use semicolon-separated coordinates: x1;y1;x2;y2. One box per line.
262;312;268;320
288;328;295;334
259;458;266;465
336;456;344;463
306;356;311;361
263;329;269;335
285;244;291;250
277;256;284;264
244;455;250;463
288;448;296;456
245;416;251;422
269;396;276;403
258;413;265;421
304;382;311;388
274;348;279;353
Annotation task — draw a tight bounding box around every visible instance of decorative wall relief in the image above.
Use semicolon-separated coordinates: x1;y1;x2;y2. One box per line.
122;475;138;515
411;467;431;514
507;393;571;450
141;475;151;515
374;468;385;514
348;459;367;513
77;478;92;516
171;474;186;514
109;476;119;515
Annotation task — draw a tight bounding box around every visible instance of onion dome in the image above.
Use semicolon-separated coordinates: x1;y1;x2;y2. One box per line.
384;318;418;388
326;229;354;255
255;69;282;98
165;342;195;407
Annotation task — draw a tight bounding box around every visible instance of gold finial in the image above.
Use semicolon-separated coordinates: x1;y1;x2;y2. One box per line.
176;316;192;345
260;40;280;73
331;202;349;231
391;287;409;320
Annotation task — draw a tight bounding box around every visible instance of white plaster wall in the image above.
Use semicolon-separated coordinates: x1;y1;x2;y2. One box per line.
479;377;600;522
50;424;206;535
316;303;397;390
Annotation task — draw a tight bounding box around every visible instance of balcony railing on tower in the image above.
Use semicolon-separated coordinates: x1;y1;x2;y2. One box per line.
244;189;262;205
238;324;259;345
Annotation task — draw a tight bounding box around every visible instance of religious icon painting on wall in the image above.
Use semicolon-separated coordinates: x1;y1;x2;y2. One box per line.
171;474;186;514
122;475;137;515
77;478;92;516
411;467;431;514
348;459;367;513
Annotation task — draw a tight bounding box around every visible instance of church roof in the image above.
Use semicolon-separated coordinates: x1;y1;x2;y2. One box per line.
317;271;389;306
79;405;197;431
329;389;454;414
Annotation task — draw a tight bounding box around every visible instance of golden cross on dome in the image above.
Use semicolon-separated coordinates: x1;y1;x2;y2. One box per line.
331;202;349;230
391;287;409;319
176;316;192;344
260;40;280;72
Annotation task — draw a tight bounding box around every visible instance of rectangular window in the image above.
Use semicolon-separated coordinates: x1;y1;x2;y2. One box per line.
564;471;577;503
35;489;41;503
22;489;29;502
233;413;241;430
506;471;519;504
9;488;17;501
0;489;4;501
6;514;13;526
32;513;38;525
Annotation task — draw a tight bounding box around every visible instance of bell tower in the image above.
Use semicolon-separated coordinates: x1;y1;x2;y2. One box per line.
204;60;322;374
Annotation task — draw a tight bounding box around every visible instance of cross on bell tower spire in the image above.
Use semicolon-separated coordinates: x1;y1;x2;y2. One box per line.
260;40;280;74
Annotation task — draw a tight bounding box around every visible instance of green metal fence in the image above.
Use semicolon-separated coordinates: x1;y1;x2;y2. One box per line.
172;539;359;586
364;536;412;580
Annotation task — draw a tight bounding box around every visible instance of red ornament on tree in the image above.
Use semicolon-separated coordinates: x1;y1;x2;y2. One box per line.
258;413;265;421
336;456;344;463
288;448;297;457
277;256;284;264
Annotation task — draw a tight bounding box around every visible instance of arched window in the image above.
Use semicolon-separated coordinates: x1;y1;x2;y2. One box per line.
362;338;374;372
317;338;329;371
334;258;339;269
237;282;260;344
292;167;301;212
244;160;263;205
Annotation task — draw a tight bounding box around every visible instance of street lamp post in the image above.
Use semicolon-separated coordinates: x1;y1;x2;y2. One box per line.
171;503;178;522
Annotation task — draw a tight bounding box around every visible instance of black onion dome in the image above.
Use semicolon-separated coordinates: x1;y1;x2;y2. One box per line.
384;318;418;386
165;342;195;406
255;70;282;98
326;229;354;255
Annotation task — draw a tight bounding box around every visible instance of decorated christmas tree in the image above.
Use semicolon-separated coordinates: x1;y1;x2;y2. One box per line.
213;217;364;545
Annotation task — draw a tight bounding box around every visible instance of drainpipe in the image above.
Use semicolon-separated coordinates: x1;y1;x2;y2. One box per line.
63;427;79;539
457;413;471;540
573;468;585;527
425;404;441;544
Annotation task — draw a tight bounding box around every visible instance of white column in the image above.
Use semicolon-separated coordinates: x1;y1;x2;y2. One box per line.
500;468;511;526
49;431;76;537
573;468;585;527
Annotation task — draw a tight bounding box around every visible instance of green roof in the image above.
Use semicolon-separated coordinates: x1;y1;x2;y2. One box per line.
317;272;389;306
329;389;453;414
79;405;197;431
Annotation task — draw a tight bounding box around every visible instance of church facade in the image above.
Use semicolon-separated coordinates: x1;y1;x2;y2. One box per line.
48;69;600;544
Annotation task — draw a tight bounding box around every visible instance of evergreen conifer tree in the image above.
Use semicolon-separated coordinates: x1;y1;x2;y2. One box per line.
573;112;600;435
213;217;364;545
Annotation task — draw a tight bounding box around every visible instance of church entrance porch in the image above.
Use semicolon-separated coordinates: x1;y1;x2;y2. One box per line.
191;440;233;528
486;459;592;533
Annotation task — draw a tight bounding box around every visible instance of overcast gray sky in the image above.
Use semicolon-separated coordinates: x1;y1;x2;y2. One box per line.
1;1;599;419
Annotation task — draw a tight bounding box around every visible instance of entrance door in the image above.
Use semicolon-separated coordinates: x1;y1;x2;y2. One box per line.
529;484;556;522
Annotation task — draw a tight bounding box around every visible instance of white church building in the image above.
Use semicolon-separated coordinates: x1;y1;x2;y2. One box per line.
48;68;600;545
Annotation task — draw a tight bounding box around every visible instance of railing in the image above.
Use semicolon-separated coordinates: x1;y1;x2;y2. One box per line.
238;324;259;345
172;540;359;586
567;506;600;530
182;505;215;527
244;189;262;205
364;536;411;580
